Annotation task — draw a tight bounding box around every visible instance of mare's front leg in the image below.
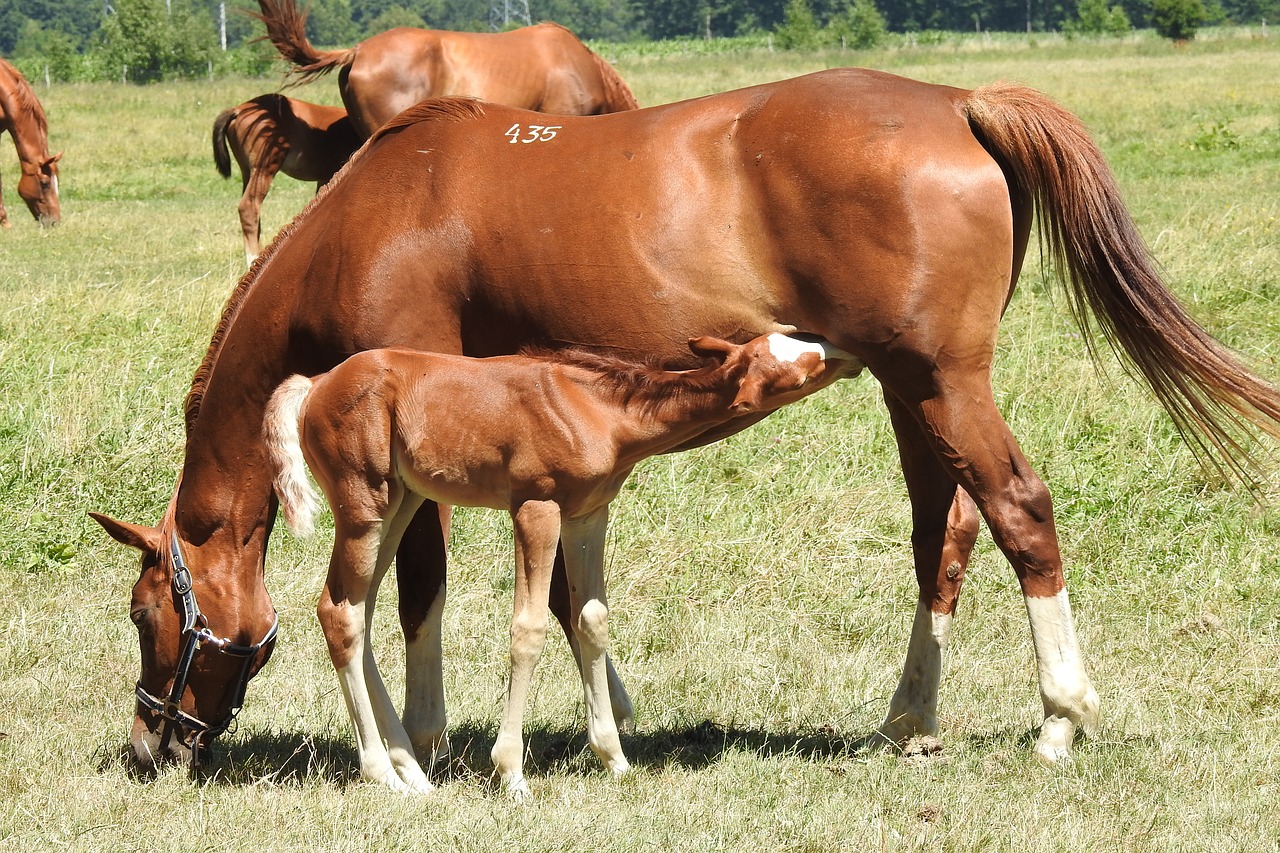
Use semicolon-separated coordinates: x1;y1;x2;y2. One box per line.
877;392;981;745
491;500;561;801
318;489;434;793
561;506;630;777
884;369;1099;763
396;501;450;767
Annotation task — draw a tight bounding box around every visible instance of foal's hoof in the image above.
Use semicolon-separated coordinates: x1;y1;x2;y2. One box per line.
1033;716;1077;766
506;777;532;804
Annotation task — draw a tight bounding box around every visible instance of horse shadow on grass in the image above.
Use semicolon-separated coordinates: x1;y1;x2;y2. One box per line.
98;719;903;790
100;720;1125;789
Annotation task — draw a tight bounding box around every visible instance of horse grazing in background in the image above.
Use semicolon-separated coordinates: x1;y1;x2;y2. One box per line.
263;333;858;798
212;93;361;264
252;0;638;138
0;58;60;227
91;69;1280;787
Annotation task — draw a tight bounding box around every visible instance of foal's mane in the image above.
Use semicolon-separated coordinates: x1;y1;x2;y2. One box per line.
523;346;730;418
183;97;488;434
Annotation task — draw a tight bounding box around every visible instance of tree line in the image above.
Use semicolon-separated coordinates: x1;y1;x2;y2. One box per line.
1;0;1274;82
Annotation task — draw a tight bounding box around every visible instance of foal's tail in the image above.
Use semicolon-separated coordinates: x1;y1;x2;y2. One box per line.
251;0;356;84
212;107;237;179
263;375;320;536
966;84;1280;482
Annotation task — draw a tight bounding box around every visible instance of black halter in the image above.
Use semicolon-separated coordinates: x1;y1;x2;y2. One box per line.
135;533;278;760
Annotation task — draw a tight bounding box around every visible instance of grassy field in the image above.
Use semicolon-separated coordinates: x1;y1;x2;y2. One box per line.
2;28;1279;852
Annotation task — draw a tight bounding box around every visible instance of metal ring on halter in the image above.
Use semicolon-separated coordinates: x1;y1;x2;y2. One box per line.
139;533;278;759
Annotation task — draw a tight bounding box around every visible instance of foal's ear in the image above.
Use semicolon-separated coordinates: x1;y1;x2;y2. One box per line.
730;376;766;415
688;336;737;361
89;512;162;554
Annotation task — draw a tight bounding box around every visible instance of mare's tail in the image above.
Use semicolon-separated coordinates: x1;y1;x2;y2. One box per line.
212;107;236;178
263;375;320;536
251;0;356;83
965;83;1280;482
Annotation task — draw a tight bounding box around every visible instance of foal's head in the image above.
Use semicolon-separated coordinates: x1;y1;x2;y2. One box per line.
689;332;861;415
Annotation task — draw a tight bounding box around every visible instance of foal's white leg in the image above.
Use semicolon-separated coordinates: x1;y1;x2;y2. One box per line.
322;499;434;794
879;600;953;743
402;585;449;764
1025;589;1100;764
492;500;561;801
561;507;630;777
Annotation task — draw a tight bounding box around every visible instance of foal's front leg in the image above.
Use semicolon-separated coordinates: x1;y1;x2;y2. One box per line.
491;500;561;801
561;506;630;777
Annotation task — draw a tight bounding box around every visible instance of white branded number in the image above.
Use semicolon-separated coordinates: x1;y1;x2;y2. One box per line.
504;123;562;144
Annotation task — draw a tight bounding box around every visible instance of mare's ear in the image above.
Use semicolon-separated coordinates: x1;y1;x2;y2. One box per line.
89;512;162;554
688;336;736;361
48;152;63;166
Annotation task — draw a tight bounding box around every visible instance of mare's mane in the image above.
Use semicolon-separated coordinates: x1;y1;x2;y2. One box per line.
522;345;733;418
182;97;488;434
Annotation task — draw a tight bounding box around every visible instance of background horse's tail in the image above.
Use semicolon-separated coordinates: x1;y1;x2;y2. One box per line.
212;107;237;178
966;83;1280;483
251;0;356;84
589;51;640;112
264;375;320;536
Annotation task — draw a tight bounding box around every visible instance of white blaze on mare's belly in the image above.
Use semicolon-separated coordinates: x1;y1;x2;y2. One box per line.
766;333;854;364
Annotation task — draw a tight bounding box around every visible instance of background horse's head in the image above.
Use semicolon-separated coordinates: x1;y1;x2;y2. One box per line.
89;511;277;771
19;151;61;226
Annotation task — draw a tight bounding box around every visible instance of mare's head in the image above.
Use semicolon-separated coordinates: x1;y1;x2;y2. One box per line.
689;332;862;414
89;510;277;772
19;151;61;226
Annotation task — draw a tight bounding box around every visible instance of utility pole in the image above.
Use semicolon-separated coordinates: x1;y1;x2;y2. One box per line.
489;0;532;31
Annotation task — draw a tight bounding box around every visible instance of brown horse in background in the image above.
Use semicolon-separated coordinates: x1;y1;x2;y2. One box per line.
252;0;638;138
0;58;60;227
91;69;1280;785
212;93;361;263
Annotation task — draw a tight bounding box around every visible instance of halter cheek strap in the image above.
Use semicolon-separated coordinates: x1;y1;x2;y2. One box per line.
135;534;278;760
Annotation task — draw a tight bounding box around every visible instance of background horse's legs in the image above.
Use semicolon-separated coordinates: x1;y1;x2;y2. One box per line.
550;549;634;732
397;501;450;766
893;368;1100;762
560;506;630;778
0;168;9;227
491;500;561;802
238;153;281;265
877;392;981;746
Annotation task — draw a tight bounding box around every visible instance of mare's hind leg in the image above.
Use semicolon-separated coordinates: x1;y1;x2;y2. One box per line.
238;152;282;264
886;371;1099;763
877;392;980;745
397;502;450;766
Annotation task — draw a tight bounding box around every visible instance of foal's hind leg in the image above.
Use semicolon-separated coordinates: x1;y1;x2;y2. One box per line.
877;392;980;746
887;372;1099;763
397;502;450;766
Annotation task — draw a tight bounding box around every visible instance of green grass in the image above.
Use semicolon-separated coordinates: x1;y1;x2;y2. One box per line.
2;30;1279;852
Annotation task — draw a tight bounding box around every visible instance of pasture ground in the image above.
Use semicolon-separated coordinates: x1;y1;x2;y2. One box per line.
1;29;1278;852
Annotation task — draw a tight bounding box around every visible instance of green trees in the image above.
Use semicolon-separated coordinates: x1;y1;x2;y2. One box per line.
1150;0;1209;39
1067;0;1131;35
775;0;887;48
99;0;215;82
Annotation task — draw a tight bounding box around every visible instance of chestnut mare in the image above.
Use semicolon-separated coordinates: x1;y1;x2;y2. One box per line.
262;333;857;798
0;58;60;227
252;0;638;138
212;93;361;264
92;69;1280;784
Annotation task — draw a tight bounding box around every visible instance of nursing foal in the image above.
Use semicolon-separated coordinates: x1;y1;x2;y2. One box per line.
263;332;857;798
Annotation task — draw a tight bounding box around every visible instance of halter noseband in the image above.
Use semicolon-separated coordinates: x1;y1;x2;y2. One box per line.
135;533;278;760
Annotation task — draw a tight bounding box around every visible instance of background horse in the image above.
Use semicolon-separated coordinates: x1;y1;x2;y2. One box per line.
212;93;361;264
0;57;60;227
263;333;857;797
91;69;1280;778
252;0;638;138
